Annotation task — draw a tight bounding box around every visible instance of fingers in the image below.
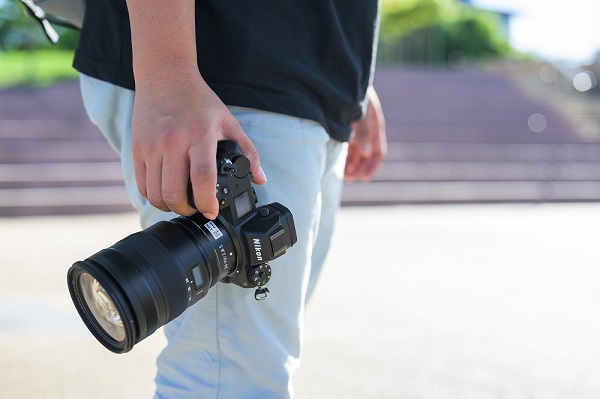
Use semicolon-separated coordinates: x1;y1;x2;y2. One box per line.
135;135;260;219
345;128;373;177
344;140;383;181
133;127;198;216
162;153;197;215
133;152;148;202
134;143;222;219
344;141;361;179
225;120;267;185
145;158;168;212
344;124;381;181
189;140;219;220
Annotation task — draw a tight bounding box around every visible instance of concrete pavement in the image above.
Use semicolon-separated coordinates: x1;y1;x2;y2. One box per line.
1;204;600;398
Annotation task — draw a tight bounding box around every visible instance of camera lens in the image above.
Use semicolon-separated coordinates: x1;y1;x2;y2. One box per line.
68;203;296;353
68;214;234;353
78;272;125;342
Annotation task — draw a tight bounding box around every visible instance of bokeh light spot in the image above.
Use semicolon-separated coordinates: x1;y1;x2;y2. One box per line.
448;50;467;70
573;71;598;92
528;113;547;133
539;64;559;84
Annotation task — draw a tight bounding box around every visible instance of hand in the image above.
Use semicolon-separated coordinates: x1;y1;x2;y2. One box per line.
125;0;265;219
131;66;266;219
344;86;387;182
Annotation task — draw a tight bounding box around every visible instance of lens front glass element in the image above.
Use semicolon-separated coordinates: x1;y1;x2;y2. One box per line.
78;272;125;342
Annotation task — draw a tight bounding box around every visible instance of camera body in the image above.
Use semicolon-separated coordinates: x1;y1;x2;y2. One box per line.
67;141;297;353
181;141;296;302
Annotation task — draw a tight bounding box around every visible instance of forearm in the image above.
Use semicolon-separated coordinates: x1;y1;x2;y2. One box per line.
126;0;198;85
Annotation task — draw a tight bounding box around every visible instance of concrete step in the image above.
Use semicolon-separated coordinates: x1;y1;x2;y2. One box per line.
3;179;599;213
0;119;102;138
0;162;123;186
384;142;600;162
1;140;600;212
342;180;600;205
375;160;600;182
0;186;133;216
344;142;600;204
0;139;118;163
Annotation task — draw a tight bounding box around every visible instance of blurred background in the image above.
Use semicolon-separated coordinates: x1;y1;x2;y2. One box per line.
0;0;599;214
1;0;600;398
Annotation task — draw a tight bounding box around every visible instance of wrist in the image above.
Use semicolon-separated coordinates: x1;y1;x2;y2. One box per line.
133;58;202;90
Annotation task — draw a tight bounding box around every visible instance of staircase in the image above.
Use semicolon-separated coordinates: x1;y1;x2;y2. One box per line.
1;66;600;216
0;83;132;216
342;66;600;205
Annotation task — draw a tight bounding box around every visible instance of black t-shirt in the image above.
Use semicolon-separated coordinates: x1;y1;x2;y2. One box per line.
73;1;379;142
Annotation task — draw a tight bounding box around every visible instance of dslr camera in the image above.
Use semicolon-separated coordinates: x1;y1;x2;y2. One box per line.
67;141;297;353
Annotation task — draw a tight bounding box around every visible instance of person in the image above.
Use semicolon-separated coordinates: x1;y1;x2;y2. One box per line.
73;1;386;397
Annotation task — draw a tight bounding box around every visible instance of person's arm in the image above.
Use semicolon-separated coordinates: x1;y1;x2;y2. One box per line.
126;0;266;219
344;86;387;181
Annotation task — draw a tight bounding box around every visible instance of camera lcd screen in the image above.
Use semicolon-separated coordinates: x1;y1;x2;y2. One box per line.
234;191;253;220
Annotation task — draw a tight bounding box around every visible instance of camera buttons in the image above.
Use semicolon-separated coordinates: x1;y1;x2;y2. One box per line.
219;188;229;207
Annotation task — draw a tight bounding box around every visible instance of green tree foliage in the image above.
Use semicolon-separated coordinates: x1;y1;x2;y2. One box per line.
0;0;79;51
0;0;79;88
380;0;449;40
379;0;513;66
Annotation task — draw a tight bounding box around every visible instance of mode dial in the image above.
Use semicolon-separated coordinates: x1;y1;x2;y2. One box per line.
248;263;271;287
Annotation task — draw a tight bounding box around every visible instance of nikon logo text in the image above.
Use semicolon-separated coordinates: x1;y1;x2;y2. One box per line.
253;238;263;261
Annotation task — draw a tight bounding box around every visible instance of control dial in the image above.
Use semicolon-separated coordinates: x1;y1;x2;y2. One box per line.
248;263;271;287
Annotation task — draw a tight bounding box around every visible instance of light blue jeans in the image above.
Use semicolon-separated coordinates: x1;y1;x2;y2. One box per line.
79;74;346;398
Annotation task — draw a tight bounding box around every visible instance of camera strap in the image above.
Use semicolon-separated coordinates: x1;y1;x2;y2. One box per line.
18;0;85;44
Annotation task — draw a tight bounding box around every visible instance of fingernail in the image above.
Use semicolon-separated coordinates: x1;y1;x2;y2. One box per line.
202;212;217;220
259;167;268;182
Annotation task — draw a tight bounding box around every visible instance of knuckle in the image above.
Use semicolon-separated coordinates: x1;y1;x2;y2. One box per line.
146;193;167;210
162;190;185;207
158;129;180;149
